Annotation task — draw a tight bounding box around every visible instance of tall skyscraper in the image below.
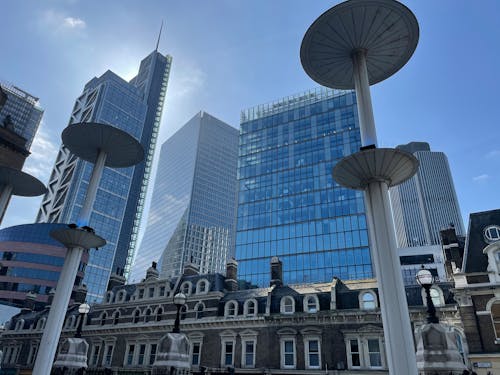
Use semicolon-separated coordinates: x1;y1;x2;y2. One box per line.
235;88;372;287
129;111;239;282
390;142;465;248
0;81;43;151
37;50;172;301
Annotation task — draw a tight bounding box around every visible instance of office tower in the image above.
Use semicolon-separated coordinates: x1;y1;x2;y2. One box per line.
235;88;372;287
0;81;43;152
0;223;87;308
389;142;465;248
37;50;172;301
129;111;239;282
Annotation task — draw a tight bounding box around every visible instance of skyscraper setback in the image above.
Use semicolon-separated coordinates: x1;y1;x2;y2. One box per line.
129;111;238;282
37;50;172;301
235;88;372;287
389;142;465;248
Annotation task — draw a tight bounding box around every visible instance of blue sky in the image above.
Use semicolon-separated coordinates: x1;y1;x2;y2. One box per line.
2;0;500;233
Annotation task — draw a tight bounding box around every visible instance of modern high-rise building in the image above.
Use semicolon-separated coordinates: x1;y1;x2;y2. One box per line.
36;50;172;301
0;81;43;151
389;142;465;248
235;88;372;287
129;111;239;282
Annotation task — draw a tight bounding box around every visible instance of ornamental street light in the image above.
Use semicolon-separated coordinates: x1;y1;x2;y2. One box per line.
172;293;187;333
416;266;439;324
75;303;90;338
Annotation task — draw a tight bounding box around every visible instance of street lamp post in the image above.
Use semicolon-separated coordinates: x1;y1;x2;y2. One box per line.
416;266;439;324
75;303;90;338
172;293;187;333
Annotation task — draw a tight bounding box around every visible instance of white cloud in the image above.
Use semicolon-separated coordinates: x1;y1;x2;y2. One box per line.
168;63;207;99
23;126;59;182
40;10;86;34
63;17;86;29
472;174;490;182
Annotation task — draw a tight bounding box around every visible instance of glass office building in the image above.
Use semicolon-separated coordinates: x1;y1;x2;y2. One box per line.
129;111;239;282
236;88;372;287
37;51;172;301
0;223;87;308
0;81;43;150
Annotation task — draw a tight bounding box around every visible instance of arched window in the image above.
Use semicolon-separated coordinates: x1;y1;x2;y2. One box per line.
15;319;24;331
37;318;46;330
225;301;238;317
101;312;107;326
116;290;127;303
180;305;187;320
133;309;140;323
196;279;209;294
156;307;163;322
280;296;295;314
105;291;113;304
421;286;445;308
112;311;120;325
195;303;205;319
181;281;192;296
244;299;257;317
144;308;152;322
359;291;377;310
303;295;319;313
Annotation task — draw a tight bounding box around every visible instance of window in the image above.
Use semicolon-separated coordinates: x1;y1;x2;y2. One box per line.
181;282;192;295
242;340;256;368
244;299;257;316
103;344;114;366
196;303;204;319
156;307;163;321
126;344;135;365
196;279;209;294
27;345;38;365
160;286;166;296
281;339;296;368
113;311;120;325
101;312;107;325
149;344;157;365
133;309;140;323
105;292;113;303
180;305;187;320
304;295;319;313
484;225;500;243
90;344;101;366
225;301;238;317
422;286;444;308
305;339;320;368
491;300;500;341
138;289;144;299
222;340;235;366
137;344;146;365
281;296;295;314
148;287;155;298
360;291;377;310
144;308;152;322
192;342;201;366
367;339;382;367
349;339;360;368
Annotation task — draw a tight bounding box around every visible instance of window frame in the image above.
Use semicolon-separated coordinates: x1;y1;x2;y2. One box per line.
359;290;378;310
280;337;297;369
280;296;295;314
224;300;238;318
244;299;258;317
221;338;236;367
303;294;319;313
304;337;321;369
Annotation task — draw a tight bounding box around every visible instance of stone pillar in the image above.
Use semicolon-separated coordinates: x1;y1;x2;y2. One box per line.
415;323;467;374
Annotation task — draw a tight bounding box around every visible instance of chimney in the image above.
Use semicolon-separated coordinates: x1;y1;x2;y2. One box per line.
23;291;37;311
224;259;238;291
107;267;126;290
146;262;159;280
183;262;199;276
270;257;283;287
72;284;88;304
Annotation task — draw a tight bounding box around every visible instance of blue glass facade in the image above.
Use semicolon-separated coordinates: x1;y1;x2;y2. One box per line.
37;51;172;302
236;88;372;286
0;223;86;307
129;112;239;282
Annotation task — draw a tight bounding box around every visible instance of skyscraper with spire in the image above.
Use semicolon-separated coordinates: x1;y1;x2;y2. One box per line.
37;49;172;301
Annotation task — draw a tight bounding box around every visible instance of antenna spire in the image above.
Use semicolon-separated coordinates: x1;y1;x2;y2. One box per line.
155;20;164;51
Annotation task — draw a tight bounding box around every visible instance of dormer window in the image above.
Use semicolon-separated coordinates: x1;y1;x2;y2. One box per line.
280;296;295;314
303;295;319;313
196;279;210;294
244;299;257;317
359;291;377;310
484;225;500;243
133;309;140;323
225;301;238;318
181;281;192;296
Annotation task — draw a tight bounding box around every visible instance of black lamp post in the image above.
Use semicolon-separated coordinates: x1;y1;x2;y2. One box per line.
75;302;90;338
172;293;187;333
416;266;439;324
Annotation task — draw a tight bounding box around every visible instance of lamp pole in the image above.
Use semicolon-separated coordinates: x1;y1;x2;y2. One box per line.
416;266;439;324
75;303;90;338
172;293;186;333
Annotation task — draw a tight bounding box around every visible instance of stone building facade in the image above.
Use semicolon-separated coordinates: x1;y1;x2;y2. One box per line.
0;258;466;374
